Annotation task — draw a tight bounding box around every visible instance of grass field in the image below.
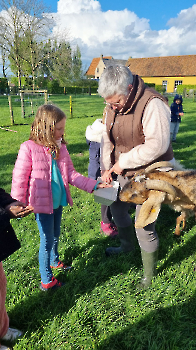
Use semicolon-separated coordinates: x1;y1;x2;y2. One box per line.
0;94;196;350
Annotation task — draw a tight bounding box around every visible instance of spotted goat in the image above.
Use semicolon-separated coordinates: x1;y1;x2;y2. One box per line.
119;161;196;235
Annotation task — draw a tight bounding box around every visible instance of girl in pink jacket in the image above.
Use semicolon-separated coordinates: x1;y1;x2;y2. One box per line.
11;104;108;291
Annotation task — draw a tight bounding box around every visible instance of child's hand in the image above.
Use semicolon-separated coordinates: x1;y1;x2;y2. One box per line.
5;201;34;218
97;182;113;189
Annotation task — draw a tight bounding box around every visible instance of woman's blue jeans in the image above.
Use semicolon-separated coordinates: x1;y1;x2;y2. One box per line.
35;206;62;284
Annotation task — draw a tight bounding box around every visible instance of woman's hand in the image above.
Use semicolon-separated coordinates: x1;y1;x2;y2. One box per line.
5;201;34;218
108;161;123;176
101;170;113;184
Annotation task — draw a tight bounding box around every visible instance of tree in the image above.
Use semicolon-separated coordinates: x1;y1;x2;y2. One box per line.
72;45;82;82
0;0;53;89
43;40;83;87
0;41;9;78
50;39;72;86
38;39;54;78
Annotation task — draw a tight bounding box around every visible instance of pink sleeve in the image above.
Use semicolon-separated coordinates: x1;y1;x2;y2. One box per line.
65;147;96;193
11;142;32;204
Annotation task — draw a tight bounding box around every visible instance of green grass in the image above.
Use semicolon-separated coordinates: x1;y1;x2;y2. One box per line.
1;95;196;350
0;94;104;127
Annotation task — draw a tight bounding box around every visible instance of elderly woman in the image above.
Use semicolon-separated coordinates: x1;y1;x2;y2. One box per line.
98;65;174;287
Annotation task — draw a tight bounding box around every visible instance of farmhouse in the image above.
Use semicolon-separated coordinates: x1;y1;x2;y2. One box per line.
87;54;196;93
86;55;126;79
127;55;196;93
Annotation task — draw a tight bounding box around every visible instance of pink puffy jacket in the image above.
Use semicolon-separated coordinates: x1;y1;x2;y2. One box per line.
11;140;97;214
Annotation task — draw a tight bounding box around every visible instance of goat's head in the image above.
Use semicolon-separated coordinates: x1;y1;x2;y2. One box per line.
119;176;149;204
120;164;176;204
119;161;177;228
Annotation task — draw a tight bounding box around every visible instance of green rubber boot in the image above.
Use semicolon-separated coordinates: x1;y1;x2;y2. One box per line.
140;249;158;288
105;225;135;256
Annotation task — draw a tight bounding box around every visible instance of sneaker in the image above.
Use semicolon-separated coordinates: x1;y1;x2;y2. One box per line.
39;276;65;292
100;221;118;237
1;327;22;341
50;261;72;272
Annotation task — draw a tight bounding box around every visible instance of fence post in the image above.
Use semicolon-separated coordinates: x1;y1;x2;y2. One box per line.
20;91;25;118
70;95;73;118
44;90;48;104
30;98;34;115
8;95;14;125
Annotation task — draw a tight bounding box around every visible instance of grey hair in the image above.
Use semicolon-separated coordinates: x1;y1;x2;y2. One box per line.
98;65;133;99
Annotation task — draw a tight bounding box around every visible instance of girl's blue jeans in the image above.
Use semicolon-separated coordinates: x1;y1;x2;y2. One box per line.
35;206;62;284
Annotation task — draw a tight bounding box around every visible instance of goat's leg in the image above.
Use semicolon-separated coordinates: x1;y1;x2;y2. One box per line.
175;213;186;236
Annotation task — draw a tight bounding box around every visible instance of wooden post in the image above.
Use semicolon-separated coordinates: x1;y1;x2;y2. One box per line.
30;99;34;115
44;90;48;104
70;95;73;118
8;95;14;125
20;91;25;118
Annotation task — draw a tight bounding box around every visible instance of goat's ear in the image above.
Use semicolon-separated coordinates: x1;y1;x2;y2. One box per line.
135;191;166;228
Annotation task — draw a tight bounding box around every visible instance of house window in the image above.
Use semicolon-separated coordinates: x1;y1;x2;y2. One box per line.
162;80;167;91
174;80;183;91
96;68;99;73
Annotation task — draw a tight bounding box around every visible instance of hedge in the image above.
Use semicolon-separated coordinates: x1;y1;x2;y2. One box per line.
177;84;196;94
0;78;8;94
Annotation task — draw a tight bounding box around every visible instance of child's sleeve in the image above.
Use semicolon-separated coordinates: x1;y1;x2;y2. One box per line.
65;147;96;193
11;142;32;204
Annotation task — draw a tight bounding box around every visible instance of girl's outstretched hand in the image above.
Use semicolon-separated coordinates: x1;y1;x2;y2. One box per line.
97;182;113;189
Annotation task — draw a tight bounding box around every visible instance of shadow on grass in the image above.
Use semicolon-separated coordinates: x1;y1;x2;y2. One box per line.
96;290;196;350
0;152;20;188
157;229;196;274
6;204;196;342
66;142;89;156
155;204;196;271
7;233;141;334
0;153;18;166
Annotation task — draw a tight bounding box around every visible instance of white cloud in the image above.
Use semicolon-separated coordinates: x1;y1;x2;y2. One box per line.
167;4;196;28
57;0;101;14
52;0;196;67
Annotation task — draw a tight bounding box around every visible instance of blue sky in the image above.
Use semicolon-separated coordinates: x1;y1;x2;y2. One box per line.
45;0;196;30
44;0;196;69
3;0;196;71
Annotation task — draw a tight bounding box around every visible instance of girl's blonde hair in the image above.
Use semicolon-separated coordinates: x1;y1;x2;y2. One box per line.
29;104;67;159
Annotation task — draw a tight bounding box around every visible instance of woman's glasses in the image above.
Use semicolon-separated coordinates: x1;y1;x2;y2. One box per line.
104;101;122;108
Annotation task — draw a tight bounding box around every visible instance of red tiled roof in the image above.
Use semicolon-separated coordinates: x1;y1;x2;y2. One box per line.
86;56;113;76
126;55;196;77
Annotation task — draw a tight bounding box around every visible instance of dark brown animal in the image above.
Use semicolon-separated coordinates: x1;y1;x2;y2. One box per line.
119;161;196;235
